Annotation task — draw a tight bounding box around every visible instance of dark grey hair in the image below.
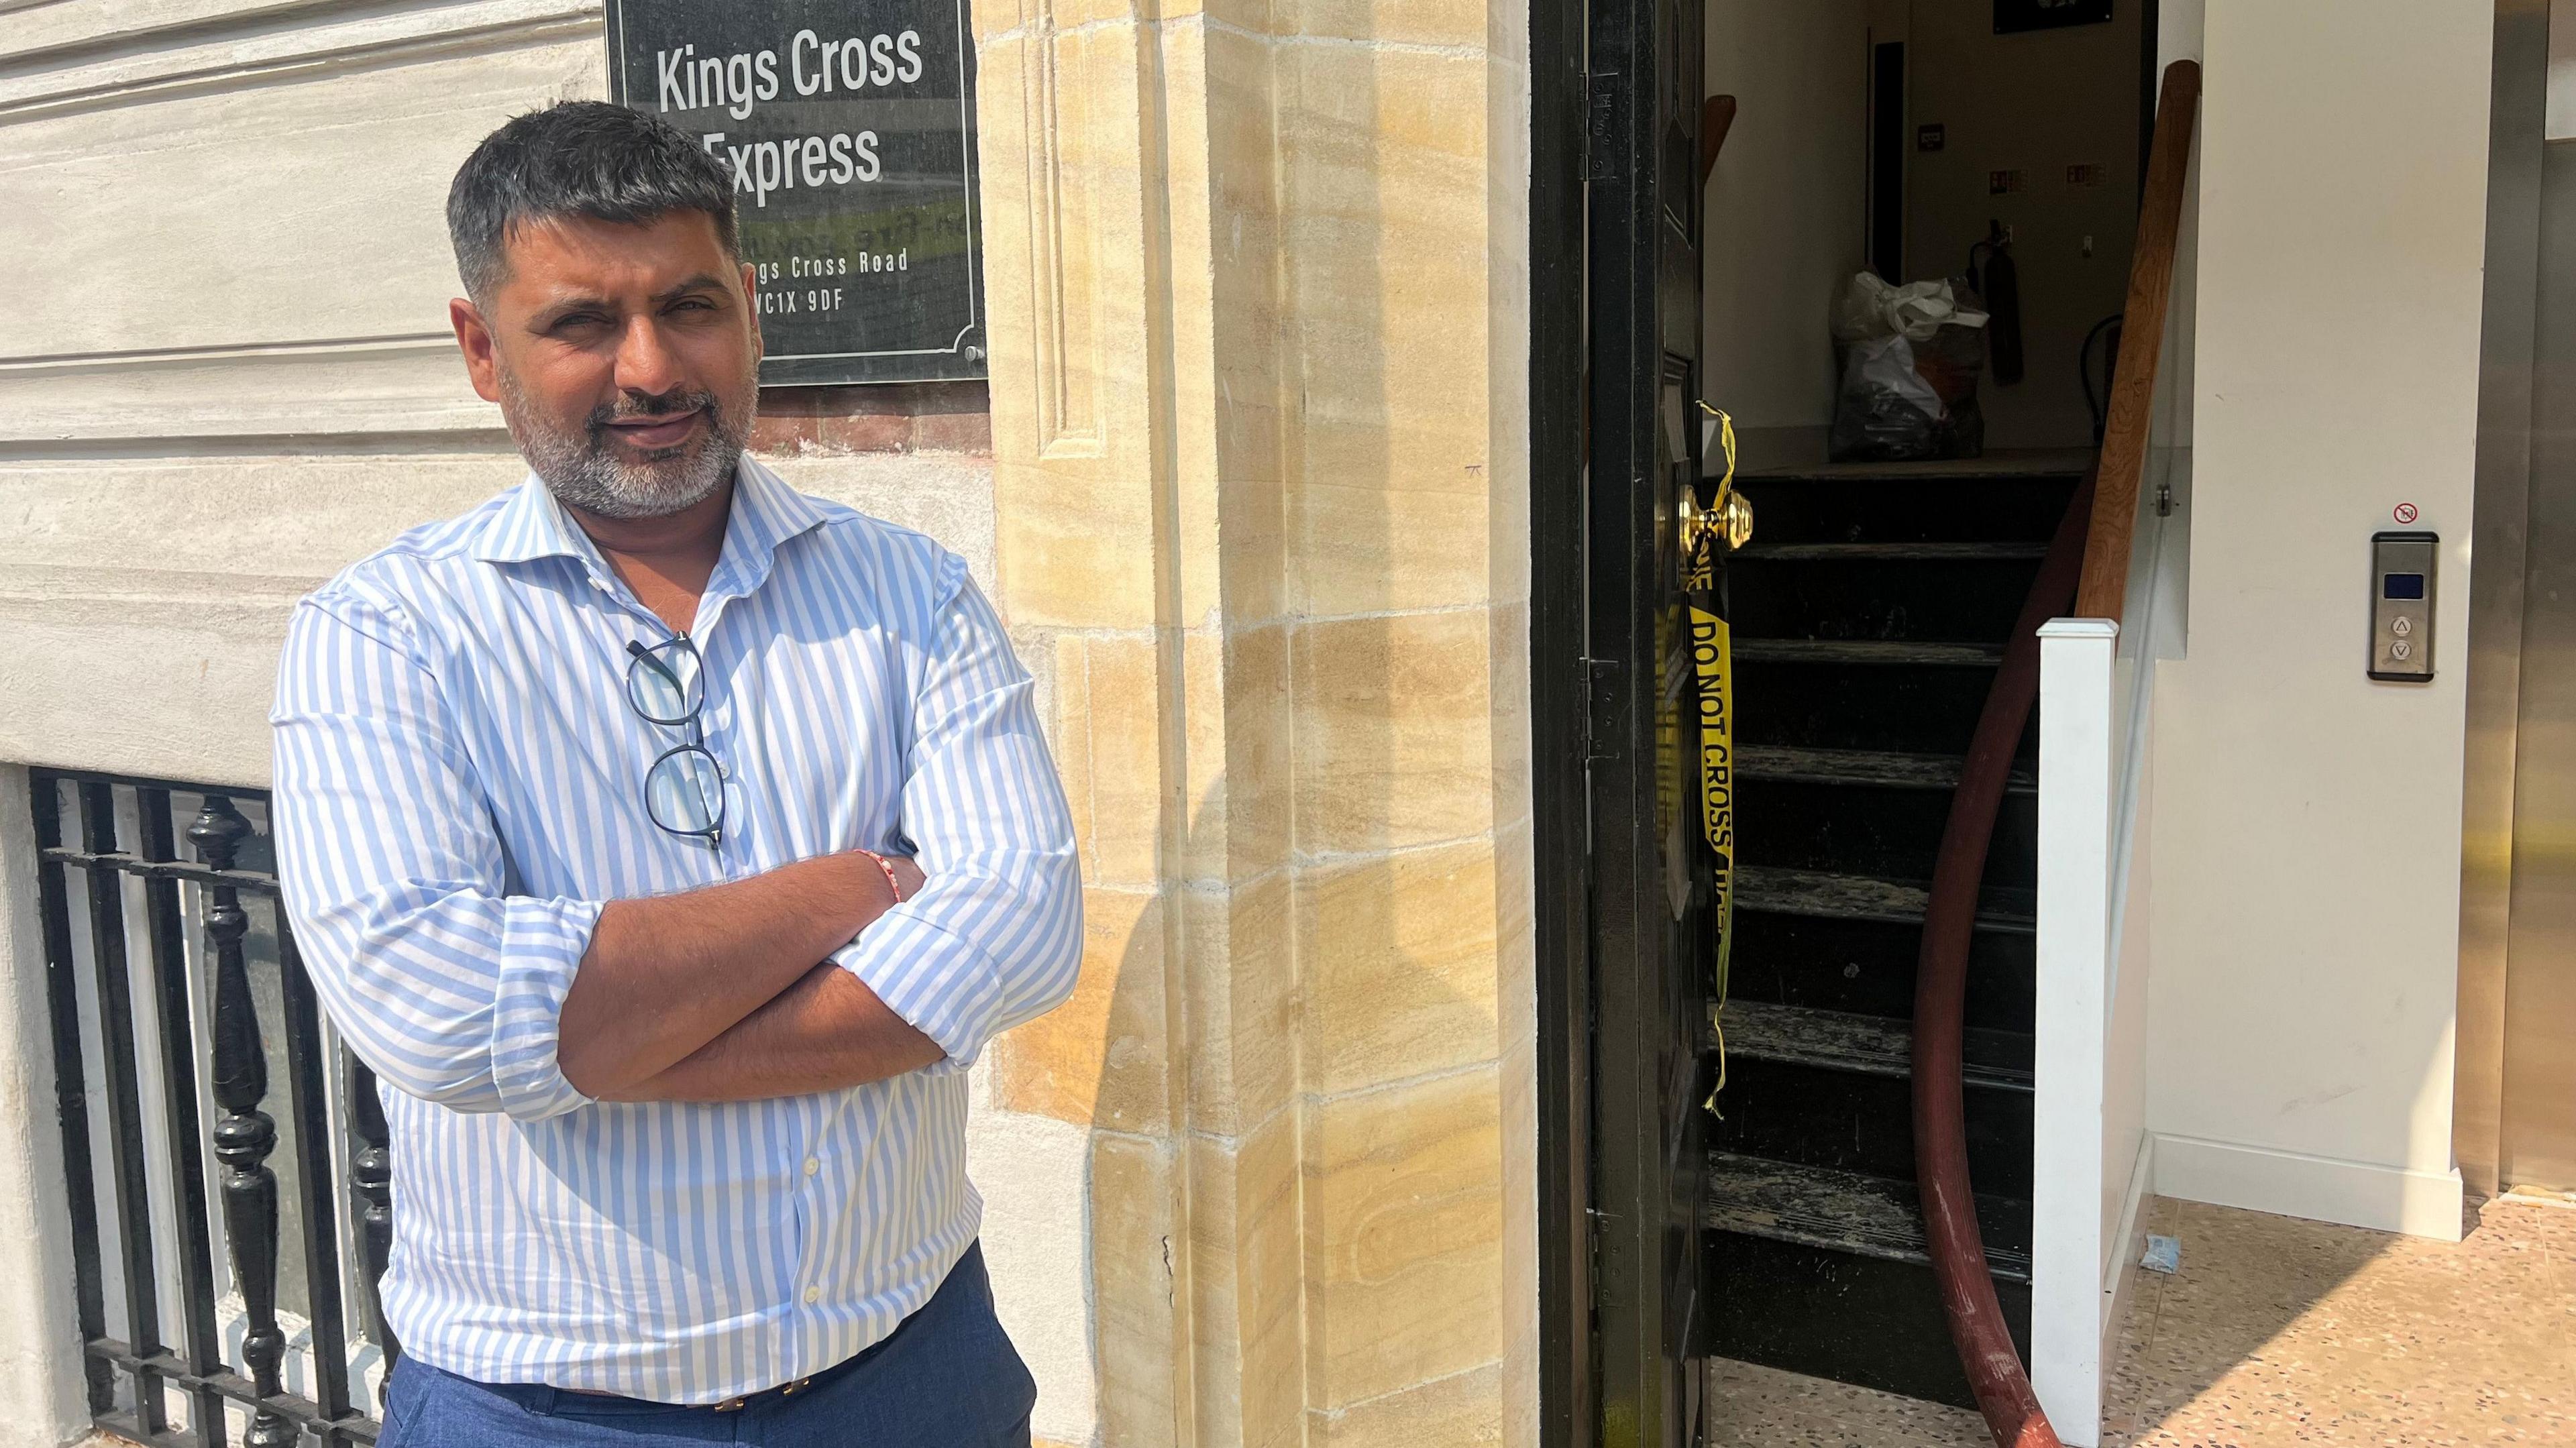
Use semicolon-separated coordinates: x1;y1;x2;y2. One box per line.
446;101;739;304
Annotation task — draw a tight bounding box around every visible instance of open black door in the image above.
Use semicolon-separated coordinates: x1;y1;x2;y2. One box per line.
1583;0;1714;1439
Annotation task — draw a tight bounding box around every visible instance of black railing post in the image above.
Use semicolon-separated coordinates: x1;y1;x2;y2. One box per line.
135;788;227;1444
276;924;355;1432
191;795;293;1448
34;773;392;1445
78;782;167;1437
345;1056;399;1400
31;777;113;1416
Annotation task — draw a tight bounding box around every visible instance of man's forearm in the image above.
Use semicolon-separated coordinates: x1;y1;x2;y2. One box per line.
555;852;893;1098
600;962;944;1103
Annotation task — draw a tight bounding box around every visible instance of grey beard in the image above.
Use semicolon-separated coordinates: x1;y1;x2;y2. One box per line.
500;372;749;521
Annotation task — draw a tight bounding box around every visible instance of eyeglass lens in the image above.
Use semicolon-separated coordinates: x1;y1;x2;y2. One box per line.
626;635;721;842
625;638;705;726
645;744;726;838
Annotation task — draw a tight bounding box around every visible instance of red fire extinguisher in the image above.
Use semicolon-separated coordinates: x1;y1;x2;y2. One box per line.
1969;219;2024;386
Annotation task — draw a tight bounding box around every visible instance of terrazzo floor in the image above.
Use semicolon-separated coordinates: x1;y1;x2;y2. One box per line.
1706;1192;2576;1446
2100;1193;2576;1445
1705;1358;1989;1445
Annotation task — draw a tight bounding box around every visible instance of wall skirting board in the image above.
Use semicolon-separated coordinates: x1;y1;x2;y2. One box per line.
2151;1132;2465;1241
2101;1133;2156;1355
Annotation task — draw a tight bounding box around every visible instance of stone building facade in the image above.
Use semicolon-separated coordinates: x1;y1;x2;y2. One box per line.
3;2;2533;1446
0;2;1534;1446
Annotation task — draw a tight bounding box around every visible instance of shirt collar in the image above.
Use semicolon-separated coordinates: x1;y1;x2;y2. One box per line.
470;469;592;566
470;458;831;604
711;457;832;600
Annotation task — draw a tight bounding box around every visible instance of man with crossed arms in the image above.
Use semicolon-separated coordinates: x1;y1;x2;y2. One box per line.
274;101;1079;1445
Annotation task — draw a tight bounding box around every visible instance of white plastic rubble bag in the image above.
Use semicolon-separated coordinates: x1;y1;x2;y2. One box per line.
1829;272;1990;461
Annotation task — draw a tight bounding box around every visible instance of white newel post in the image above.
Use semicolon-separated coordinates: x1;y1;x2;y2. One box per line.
2031;618;2118;1446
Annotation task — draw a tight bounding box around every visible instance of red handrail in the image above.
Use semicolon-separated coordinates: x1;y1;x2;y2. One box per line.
1912;469;2091;1448
1911;58;2200;1448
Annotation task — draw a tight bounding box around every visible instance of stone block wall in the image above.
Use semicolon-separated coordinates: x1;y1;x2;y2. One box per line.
967;0;1534;1444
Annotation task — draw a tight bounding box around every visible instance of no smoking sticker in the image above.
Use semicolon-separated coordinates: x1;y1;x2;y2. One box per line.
2394;502;2420;524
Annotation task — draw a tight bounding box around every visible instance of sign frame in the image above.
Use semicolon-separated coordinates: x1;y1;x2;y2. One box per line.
604;0;988;388
1994;0;2114;34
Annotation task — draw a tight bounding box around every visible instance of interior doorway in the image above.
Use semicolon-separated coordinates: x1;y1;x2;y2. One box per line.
1534;2;2158;1444
1705;0;2152;472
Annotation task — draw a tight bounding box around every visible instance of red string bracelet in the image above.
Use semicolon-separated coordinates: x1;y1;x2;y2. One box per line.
855;848;904;904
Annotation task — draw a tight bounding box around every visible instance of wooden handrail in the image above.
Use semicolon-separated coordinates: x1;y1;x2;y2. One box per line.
1912;58;2202;1448
2073;59;2201;620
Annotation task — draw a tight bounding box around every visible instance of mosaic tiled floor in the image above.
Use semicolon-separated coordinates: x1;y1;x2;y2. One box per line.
1707;1193;2576;1447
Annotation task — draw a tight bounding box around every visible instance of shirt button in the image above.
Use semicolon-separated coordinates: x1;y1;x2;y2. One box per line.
803;1285;822;1304
803;1157;820;1176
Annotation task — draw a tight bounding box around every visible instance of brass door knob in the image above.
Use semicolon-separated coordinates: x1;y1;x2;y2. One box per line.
1680;488;1755;555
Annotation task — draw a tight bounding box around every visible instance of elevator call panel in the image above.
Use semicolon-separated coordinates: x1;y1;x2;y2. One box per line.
2369;531;2437;682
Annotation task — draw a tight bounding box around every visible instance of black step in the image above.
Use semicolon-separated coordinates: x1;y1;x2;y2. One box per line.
1736;651;2023;756
1703;1150;2031;1280
1703;1154;2035;1408
1726;553;2045;644
1709;1036;2035;1196
1734;541;2051;562
1737;447;2092;481
1738;773;2037;883
1733;473;2079;547
1734;866;2035;934
1715;1000;2033;1095
1705;1233;2033;1410
1737;744;2035;793
1723;909;2037;1025
1731;638;2004;667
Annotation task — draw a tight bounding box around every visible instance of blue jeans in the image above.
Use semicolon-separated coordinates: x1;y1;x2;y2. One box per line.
377;1242;1036;1445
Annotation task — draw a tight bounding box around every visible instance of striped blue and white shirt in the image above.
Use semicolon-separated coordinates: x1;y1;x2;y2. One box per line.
271;459;1081;1402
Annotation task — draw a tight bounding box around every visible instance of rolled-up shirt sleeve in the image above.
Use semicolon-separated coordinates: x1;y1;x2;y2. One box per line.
832;559;1082;1072
271;590;598;1122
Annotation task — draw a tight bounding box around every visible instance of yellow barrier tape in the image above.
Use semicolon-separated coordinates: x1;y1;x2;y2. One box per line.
1690;536;1735;1111
1693;401;1739;1111
1697;398;1738;501
1689;602;1733;921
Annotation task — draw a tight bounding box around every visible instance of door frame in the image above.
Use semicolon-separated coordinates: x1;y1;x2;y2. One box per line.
1532;0;1711;1439
1529;0;1595;1439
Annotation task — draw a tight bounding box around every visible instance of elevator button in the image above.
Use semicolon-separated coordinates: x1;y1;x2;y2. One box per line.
2369;531;2438;681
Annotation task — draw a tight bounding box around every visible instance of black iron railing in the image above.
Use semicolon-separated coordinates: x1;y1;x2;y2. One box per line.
33;771;393;1447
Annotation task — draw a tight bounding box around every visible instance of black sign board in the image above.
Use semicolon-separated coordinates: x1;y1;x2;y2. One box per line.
1995;0;2114;34
606;0;984;386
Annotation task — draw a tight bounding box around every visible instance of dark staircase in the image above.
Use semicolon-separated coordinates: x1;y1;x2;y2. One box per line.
1703;463;2081;1406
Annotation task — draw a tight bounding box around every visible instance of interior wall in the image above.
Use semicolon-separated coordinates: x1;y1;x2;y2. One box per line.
1700;0;1870;460
1903;0;2143;451
2143;0;2491;1240
1701;0;2144;461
